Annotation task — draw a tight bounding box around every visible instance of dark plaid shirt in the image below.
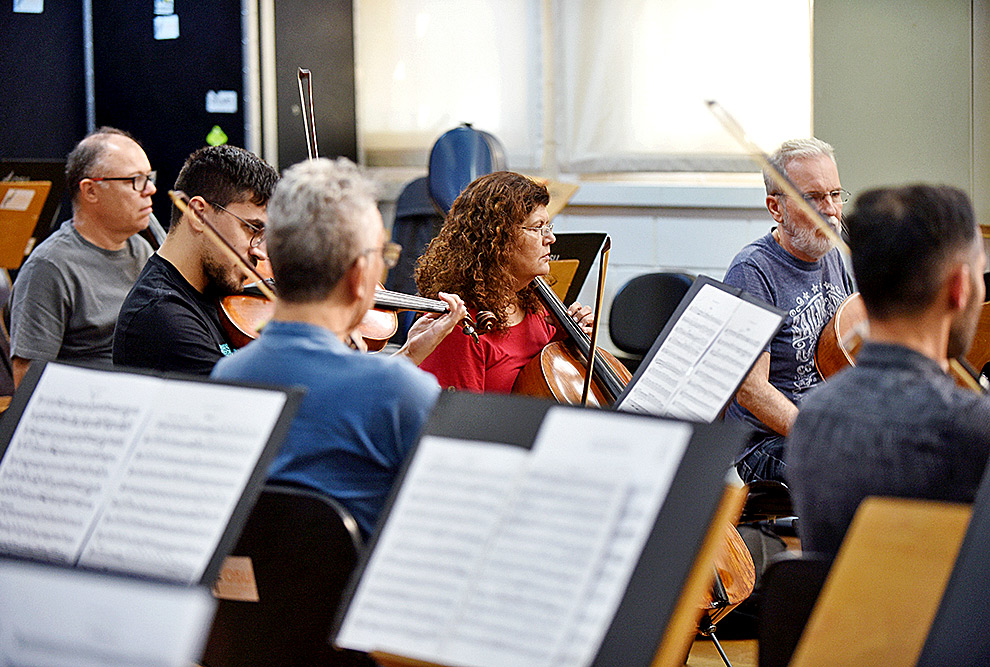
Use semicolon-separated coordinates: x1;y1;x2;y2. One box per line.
787;341;990;558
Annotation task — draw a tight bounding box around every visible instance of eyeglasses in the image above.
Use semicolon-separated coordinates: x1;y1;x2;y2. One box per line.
208;201;265;248
520;222;554;237
359;242;402;269
775;189;851;208
87;171;157;192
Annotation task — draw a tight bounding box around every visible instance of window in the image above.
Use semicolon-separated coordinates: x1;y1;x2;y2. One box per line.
355;0;811;174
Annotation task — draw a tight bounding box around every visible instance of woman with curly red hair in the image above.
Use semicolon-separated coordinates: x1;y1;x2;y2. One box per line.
415;171;592;392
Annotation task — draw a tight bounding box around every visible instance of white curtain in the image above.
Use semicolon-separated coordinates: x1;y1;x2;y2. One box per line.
555;0;812;172
355;0;811;173
355;0;543;168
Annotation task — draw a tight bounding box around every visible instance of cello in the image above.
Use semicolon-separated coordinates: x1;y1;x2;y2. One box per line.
509;241;754;645
512;276;632;406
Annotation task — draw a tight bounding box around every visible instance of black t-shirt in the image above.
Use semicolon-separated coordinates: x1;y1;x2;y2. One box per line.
113;253;234;375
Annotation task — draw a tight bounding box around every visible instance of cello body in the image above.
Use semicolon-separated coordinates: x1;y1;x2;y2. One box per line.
815;292;867;379
512;277;631;405
513;340;632;407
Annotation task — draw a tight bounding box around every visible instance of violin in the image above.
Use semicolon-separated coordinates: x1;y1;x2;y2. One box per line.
512;276;632;406
219;283;495;351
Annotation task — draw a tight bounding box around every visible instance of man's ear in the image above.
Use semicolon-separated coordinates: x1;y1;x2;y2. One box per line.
185;196;210;233
947;262;972;312
345;255;370;302
77;179;100;204
766;194;785;224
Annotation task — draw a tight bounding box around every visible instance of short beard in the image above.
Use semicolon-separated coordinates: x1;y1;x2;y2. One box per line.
202;255;245;299
780;210;837;260
947;270;983;360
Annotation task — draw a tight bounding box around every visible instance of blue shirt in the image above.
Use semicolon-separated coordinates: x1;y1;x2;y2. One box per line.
211;320;441;537
723;231;853;449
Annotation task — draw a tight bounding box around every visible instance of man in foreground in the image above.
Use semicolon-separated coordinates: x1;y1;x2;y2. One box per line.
787;184;990;559
211;158;466;537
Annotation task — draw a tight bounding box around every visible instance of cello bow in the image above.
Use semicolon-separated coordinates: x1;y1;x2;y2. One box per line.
581;236;612;405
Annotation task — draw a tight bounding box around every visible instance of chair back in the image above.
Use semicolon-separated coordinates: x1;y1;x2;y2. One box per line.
758;552;831;667
201;484;372;667
608;271;694;357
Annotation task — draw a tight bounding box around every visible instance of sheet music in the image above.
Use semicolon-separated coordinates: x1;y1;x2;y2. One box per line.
336;437;528;659
337;407;691;667
0;364;288;583
617;283;782;422
0;559;216;667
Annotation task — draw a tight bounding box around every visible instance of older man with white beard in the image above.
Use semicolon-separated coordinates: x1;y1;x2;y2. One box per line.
723;138;854;484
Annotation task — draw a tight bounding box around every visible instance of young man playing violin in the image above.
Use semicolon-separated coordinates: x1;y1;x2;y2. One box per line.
723;138;854;484
211;157;466;537
114;145;465;376
113;144;279;376
787;185;990;560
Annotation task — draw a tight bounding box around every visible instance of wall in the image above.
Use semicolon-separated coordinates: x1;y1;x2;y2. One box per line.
814;0;988;223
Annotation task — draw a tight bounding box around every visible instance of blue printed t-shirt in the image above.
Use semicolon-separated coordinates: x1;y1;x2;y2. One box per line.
211;320;441;537
723;230;853;443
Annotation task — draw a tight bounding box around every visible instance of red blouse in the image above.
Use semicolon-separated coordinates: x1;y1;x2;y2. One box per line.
418;309;559;393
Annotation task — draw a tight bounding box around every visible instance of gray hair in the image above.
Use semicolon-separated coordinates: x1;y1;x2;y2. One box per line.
266;157;379;303
763;137;837;195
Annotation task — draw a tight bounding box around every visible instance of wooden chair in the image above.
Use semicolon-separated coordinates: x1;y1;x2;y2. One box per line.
201;484;374;667
789;497;970;666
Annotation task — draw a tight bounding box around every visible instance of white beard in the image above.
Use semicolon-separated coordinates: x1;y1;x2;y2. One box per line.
782;213;840;260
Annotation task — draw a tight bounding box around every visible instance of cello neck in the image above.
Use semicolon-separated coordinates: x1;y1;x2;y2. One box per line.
531;277;625;401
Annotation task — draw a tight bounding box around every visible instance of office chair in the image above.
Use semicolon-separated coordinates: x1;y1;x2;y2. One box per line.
201;484;374;667
608;272;694;367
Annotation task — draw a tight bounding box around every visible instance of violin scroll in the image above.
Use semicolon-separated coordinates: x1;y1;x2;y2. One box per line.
472;311;497;337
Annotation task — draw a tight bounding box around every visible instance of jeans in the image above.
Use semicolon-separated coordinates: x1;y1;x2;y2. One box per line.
736;434;787;485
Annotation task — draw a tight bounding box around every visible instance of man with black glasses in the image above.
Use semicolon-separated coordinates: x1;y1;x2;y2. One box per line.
723;137;854;484
114;144;278;376
9;127;155;386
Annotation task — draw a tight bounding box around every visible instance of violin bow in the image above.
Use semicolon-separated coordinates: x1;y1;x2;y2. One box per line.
168;190;277;301
706;100;850;257
297;68;319;160
580;236;612;406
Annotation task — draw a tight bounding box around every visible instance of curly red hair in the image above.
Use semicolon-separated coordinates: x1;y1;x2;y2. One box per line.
415;172;550;331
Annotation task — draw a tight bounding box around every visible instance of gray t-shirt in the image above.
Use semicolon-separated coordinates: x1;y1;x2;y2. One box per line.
9;220;152;364
723;230;853;444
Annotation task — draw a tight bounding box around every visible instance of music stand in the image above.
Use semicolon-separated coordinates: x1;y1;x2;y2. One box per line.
0;181;51;270
0;159;67;243
547;231;608;305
